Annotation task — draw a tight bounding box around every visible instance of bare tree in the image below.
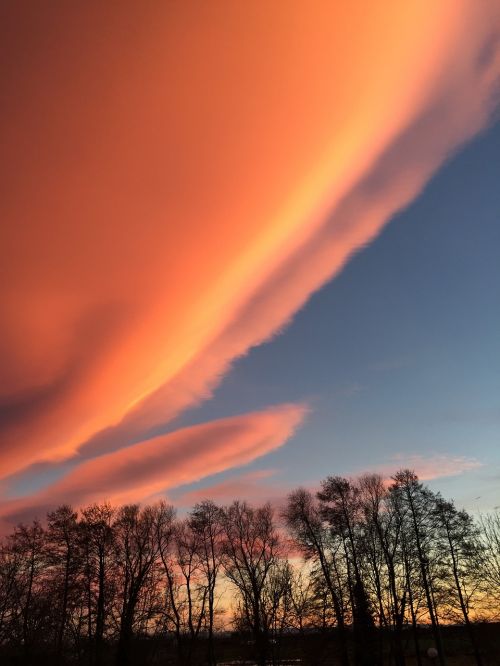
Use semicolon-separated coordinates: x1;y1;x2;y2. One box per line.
46;505;79;664
189;500;224;666
284;488;350;666
114;504;162;666
262;557;294;664
286;565;317;634
0;475;499;665
80;502;116;665
175;518;209;664
391;470;446;666
359;474;407;666
432;496;483;665
10;520;47;656
479;510;500;618
318;476;376;666
0;533;24;645
221;501;280;666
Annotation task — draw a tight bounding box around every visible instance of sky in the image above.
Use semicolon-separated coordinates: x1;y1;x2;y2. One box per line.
0;1;499;527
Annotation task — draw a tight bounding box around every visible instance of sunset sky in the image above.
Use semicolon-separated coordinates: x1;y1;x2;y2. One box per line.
1;1;499;526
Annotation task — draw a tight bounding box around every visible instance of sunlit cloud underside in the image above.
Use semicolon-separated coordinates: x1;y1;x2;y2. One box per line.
1;1;499;514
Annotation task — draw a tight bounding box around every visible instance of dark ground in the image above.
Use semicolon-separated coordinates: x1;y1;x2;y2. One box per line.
1;624;499;666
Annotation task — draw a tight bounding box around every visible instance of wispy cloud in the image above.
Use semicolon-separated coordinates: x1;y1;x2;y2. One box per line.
355;453;483;483
176;453;484;513
0;404;307;526
387;454;483;481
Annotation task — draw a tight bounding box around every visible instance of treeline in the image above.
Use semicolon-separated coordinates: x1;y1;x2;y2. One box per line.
0;470;499;666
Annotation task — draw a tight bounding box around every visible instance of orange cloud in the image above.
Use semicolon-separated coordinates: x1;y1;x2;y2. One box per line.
0;1;499;480
0;403;307;525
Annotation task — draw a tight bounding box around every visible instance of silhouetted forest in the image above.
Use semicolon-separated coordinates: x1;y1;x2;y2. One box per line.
1;470;499;666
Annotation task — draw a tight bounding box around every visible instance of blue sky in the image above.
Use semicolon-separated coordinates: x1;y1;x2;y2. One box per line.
6;110;499;519
170;120;500;512
2;2;499;523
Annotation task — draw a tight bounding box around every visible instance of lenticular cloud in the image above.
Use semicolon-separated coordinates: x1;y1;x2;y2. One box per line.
0;1;499;505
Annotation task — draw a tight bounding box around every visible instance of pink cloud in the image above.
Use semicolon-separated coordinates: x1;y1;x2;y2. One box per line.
66;0;500;467
381;454;483;482
326;454;484;488
0;1;498;490
0;404;307;526
177;452;483;511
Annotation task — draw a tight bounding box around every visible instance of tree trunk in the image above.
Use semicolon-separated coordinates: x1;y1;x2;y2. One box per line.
445;526;483;666
407;492;446;666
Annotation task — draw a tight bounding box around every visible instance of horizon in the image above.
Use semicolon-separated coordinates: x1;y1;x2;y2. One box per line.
1;3;500;666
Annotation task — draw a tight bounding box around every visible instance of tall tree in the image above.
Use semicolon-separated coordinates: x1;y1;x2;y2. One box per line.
114;504;162;666
173;518;209;665
80;502;116;665
0;533;24;645
359;474;407;666
10;520;47;657
189;500;224;666
318;477;376;666
433;497;483;665
391;470;446;666
221;501;280;666
284;488;350;666
479;510;500;619
46;505;79;664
